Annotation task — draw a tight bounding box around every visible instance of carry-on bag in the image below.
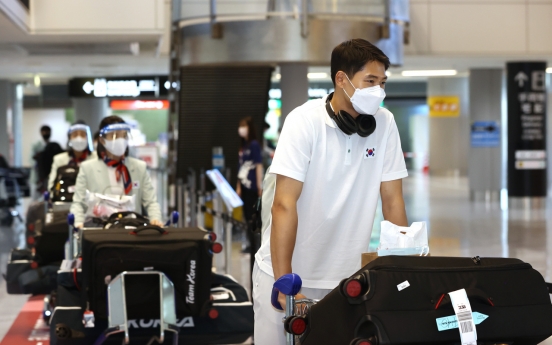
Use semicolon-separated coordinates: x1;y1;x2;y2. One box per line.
18;264;58;295
4;248;33;294
81;226;215;319
51;165;79;202
34;211;70;266
50;273;253;345
277;256;552;345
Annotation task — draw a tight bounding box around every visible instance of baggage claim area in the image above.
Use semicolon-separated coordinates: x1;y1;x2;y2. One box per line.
2;0;552;345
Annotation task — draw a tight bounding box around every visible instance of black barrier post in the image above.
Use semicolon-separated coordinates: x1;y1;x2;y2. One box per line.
507;62;548;200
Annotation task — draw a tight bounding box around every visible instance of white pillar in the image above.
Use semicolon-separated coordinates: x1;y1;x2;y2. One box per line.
279;63;309;127
72;98;108;133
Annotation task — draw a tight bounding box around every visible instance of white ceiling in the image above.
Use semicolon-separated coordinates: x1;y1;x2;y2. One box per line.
2;8;552;85
0;10;169;83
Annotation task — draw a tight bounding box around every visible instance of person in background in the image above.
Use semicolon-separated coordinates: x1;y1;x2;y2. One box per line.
47;122;96;191
30;125;51;196
36;142;63;193
236;116;264;253
71;115;163;228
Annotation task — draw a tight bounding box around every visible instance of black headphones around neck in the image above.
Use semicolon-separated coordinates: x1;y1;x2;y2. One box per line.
325;93;376;137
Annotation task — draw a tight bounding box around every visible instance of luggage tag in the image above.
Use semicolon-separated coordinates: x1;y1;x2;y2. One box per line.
436;312;488;331
448;289;477;345
83;310;95;328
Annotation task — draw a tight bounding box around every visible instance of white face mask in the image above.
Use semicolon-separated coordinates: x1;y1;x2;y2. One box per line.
238;126;248;138
70;137;88;152
343;75;386;115
103;138;128;157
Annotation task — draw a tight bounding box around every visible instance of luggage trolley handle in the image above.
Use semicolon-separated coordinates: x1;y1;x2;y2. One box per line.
67;213;75;260
271;273;303;345
164;211;179;228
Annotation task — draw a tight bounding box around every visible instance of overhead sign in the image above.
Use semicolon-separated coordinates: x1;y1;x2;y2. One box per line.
428;96;460;117
470;121;500;148
110;100;169;110
69;76;170;98
506;62;547;197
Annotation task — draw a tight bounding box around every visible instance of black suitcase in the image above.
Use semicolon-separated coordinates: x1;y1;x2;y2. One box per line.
298;256;552;345
4;248;33;294
26;201;46;248
34;212;70;266
81;226;214;320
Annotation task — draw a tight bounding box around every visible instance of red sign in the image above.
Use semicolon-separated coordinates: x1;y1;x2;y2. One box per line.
110;100;169;110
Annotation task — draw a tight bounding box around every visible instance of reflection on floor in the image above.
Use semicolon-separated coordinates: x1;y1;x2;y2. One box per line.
2;173;552;343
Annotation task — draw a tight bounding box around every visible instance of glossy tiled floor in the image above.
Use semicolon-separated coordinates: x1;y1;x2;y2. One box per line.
2;172;552;343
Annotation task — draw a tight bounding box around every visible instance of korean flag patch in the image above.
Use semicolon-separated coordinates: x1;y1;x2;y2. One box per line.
365;148;376;159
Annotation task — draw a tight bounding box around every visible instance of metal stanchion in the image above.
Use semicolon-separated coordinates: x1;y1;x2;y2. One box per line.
212;191;226;273
176;178;184;228
224;217;233;276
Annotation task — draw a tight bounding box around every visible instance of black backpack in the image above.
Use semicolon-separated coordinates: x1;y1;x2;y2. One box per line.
51;165;79;202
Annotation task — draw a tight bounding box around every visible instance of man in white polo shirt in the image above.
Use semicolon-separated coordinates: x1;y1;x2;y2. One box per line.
252;38;408;344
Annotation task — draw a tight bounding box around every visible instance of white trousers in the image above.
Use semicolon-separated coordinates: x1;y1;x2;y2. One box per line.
252;262;332;345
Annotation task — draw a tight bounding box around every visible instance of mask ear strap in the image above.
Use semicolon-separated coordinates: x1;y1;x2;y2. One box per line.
342;73;357;100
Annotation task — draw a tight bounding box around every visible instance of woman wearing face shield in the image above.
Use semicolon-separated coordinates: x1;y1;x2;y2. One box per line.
47;123;96;191
70;116;163;228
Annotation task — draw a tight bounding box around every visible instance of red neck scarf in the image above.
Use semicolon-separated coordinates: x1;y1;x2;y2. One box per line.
70;151;88;166
101;153;132;195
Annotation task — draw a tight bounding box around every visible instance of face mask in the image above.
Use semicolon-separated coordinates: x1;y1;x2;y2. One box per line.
70;137;88;152
238;126;248;138
104;138;128;156
343;75;386;115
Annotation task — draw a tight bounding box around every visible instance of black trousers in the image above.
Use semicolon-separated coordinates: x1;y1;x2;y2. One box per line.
240;186;258;223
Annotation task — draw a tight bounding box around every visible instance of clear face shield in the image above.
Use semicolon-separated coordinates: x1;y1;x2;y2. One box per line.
68;124;93;152
99;123;132;157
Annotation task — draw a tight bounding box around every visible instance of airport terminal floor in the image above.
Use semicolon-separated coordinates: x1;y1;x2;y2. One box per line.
1;171;552;344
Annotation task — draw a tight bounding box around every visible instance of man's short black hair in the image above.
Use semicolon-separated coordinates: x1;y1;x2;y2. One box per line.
40;125;51;132
331;39;390;86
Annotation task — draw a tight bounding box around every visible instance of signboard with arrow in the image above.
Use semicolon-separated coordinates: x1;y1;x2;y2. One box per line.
506;62;547;197
471;121;500;148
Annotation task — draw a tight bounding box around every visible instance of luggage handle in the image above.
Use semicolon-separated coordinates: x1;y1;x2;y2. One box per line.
107;211;146;222
129;225;168;236
434;288;494;309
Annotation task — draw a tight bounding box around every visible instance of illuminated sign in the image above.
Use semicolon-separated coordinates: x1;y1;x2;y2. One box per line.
428;96;460;117
69;76;170;98
110;100;169;110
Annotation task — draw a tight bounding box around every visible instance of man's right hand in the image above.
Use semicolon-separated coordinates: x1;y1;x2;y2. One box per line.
277;291;307;311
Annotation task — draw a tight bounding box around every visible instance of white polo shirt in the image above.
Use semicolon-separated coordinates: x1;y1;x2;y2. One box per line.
255;95;408;289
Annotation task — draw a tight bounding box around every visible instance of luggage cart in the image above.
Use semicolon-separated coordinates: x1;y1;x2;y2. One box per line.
64;211;182;345
271;273;319;345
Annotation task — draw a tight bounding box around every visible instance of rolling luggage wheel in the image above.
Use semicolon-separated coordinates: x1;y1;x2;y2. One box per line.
284;316;307;336
342;275;369;299
55;324;72;339
350;338;376;345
